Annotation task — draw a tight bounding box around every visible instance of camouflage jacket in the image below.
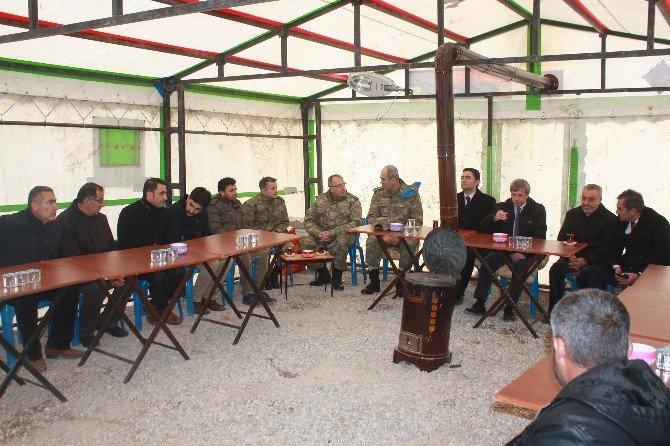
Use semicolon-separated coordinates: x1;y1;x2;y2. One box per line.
304;191;362;239
207;194;245;234
242;193;289;233
366;180;423;227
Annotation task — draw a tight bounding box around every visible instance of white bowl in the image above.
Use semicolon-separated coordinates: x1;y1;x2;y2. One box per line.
629;343;657;366
492;233;508;243
170;243;188;255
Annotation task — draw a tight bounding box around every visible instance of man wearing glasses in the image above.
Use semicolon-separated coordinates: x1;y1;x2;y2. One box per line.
58;182;126;348
302;174;362;290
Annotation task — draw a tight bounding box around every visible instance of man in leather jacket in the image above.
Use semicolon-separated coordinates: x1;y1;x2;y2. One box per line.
507;288;670;445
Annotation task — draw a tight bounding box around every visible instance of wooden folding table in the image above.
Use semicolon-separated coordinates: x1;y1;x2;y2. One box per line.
186;230;302;344
51;247;221;383
347;225;475;310
0;261;100;401
465;233;587;338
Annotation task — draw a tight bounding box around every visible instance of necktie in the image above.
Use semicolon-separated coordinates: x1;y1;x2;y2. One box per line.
513;206;521;236
465;196;471;207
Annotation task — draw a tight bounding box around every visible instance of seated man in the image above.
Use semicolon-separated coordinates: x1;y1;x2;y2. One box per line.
506;289;670;445
0;186;83;372
457;168;496;304
579;189;670;291
58;183;126;348
116;178;184;325
241;176;291;304
168;186;221;313
302;174;362;290
361;165;423;296
548;184;618;315
465;179;546;321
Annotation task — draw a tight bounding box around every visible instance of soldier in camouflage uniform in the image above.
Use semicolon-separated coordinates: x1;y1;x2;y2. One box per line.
361;165;423;295
241;176;290;303
302;174;362;290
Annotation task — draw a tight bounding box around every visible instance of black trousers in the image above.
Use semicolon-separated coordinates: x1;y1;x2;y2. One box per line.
10;289;78;360
75;282;123;338
578;264;619;290
109;268;186;312
548;258;571;314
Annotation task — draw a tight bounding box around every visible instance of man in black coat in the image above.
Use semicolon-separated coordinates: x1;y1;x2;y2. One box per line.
168;187;222;312
579;189;670;290
507;289;670;445
465;179;547;321
548;184;618;315
456;168;496;304
0;186;82;372
116;178;184;325
58;183;127;348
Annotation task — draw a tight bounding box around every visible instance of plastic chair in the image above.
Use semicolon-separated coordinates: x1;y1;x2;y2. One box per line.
496;256;549;317
349;217;367;286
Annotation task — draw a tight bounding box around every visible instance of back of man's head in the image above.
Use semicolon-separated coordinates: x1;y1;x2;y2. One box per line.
551;289;630;369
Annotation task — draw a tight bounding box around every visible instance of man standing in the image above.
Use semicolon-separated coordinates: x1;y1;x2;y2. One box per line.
506;289;670;445
168;186;221;313
465;179;546;321
0;186;82;372
548;184;618;314
302;174;362;290
361;165;423;296
58;183;127;348
456;168;496;304
116;178;184;325
241;176;290;304
579;189;670;290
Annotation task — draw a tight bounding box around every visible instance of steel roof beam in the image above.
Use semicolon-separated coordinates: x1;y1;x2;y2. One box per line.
365;0;469;45
562;0;608;36
660;0;670;27
541;18;670;46
0;12;346;84
152;0;407;64
0;0;277;45
496;0;532;21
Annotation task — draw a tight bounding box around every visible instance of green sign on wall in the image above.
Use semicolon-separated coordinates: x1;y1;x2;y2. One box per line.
100;128;140;166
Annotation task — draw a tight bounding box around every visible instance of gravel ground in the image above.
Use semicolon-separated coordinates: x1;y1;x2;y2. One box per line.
0;271;553;445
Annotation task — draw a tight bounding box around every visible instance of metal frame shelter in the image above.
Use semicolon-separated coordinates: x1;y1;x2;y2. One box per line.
1;0;669;210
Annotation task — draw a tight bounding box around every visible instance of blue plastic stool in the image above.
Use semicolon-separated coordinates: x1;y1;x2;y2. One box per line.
500;274;540;317
350;217;367;286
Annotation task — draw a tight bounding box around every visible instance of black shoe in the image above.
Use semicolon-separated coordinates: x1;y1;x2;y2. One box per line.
465;300;486;315
242;293;255;306
80;336;100;348
455;293;464;305
261;291;277;304
395;281;404;297
331;268;344;290
361;269;380;295
193;301;211;315
105;326;129;337
310;268;325;286
503;306;516;321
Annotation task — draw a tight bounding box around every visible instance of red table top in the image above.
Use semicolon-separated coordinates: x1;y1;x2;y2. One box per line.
464;232;587;257
619;286;670;343
494;335;670;412
347;224;475;240
1;261;101;301
49;245;221;281
186;230;302;258
633;265;670;292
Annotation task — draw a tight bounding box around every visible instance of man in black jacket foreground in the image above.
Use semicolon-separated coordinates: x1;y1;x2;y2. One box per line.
58;183;127;348
0;186;83;372
456;168;496;305
465;179;547;321
548;184;618;315
579;189;670;290
507;289;670;445
115;178;184;325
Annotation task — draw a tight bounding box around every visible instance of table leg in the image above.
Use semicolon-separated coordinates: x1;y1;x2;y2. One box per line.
367;236;422;311
123;270;192;383
0;289;69;402
233;248;281;345
498;254;548;320
471;249;539;339
190;259;244;334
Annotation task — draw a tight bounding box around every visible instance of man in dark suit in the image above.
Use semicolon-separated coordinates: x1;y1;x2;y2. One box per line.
579;189;670;290
456;168;496;304
548;184;618;316
465;179;547;321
